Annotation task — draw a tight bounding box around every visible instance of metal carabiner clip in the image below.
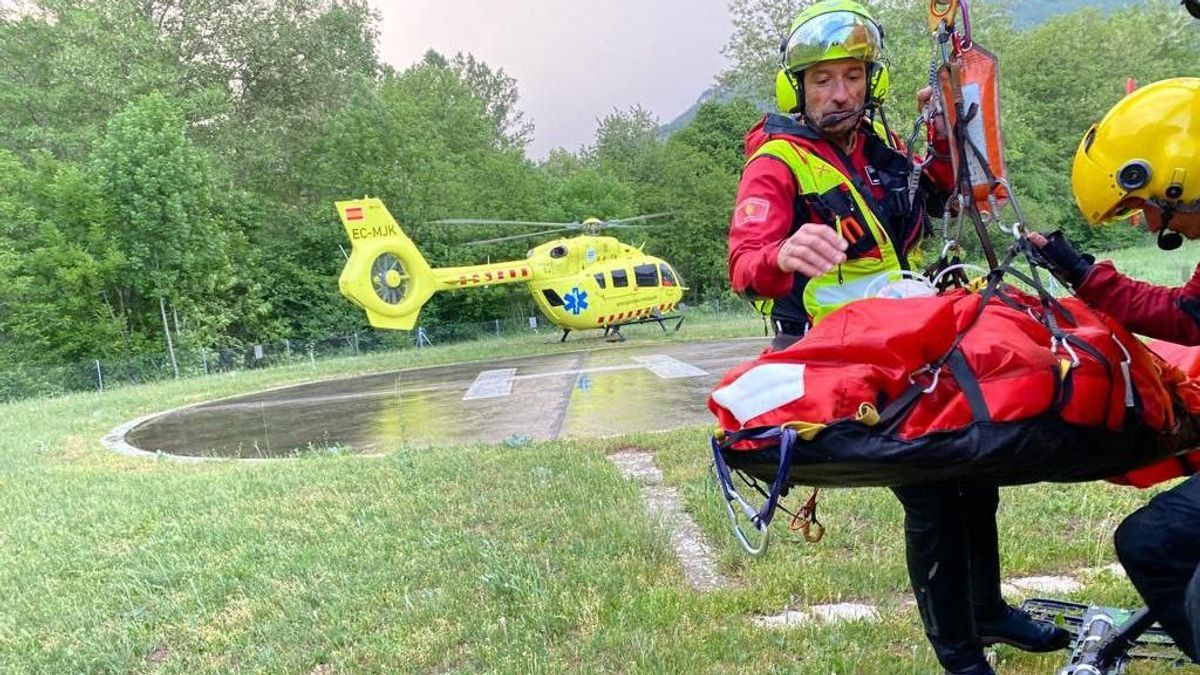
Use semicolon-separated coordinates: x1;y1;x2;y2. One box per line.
1051;336;1081;369
908;363;942;394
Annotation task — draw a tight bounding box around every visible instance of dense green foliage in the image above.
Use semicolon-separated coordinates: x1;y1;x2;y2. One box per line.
0;0;1196;377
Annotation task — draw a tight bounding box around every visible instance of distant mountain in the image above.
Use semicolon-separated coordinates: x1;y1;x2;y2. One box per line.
1009;0;1134;28
660;0;1148;135
657;86;752;138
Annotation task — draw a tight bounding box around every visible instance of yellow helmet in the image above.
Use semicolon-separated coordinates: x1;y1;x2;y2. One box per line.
1071;77;1200;225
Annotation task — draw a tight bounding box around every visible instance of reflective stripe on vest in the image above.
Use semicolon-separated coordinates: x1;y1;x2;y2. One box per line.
750;138;902;325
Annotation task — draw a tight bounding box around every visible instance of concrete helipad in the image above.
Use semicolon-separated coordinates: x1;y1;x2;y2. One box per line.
112;338;766;459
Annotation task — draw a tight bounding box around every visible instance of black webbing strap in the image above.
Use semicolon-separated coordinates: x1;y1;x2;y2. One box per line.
951;100;1001;269
946;348;991;421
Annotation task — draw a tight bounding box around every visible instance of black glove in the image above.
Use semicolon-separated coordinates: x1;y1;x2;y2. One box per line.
1032;230;1094;287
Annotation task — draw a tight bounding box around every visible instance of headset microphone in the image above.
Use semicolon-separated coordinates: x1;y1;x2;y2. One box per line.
815;106;867;130
1157;226;1183;251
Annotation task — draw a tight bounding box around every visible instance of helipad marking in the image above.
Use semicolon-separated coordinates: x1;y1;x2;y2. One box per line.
632;354;708;379
508;355;707;385
463;368;516;400
511;363;643;380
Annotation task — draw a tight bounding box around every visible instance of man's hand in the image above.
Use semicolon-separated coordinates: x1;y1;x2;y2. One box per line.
1028;231;1095;287
916;86;948;140
777;223;848;277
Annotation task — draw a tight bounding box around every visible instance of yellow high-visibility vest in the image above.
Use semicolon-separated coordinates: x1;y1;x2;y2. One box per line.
749;137;902;325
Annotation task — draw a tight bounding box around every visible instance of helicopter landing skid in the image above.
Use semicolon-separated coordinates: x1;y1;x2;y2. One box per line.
1017;599;1186;674
604;314;684;342
556;314;684;343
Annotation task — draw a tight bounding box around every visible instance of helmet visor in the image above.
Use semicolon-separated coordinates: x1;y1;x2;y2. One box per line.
782;11;881;73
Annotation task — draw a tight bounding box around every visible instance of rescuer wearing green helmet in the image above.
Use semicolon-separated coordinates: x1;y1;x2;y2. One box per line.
727;2;1068;672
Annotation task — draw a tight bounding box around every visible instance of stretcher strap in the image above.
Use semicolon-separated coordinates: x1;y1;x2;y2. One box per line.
712;426;797;533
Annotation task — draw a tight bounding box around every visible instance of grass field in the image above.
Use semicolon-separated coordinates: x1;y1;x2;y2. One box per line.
4;257;1200;673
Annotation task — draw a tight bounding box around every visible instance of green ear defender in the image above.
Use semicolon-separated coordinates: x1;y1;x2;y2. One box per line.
868;62;889;105
775;69;803;114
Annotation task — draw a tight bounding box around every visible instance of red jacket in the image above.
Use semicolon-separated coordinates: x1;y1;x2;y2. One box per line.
1075;261;1200;345
1075;261;1200;487
728;113;954;318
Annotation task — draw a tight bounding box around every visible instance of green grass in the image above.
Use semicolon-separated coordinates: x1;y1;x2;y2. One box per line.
1100;243;1198;287
3;284;1200;672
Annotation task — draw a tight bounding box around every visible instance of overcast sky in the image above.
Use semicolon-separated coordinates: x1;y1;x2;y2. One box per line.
370;1;733;159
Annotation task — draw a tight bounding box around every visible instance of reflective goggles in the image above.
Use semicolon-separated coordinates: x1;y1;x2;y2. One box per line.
780;10;882;73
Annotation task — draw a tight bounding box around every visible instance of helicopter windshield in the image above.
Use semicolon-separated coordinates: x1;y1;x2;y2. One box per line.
659;264;679;287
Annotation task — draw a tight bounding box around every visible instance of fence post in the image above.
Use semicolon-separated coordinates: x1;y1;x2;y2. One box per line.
353;332;360;356
285;339;291;358
495;319;500;337
202;351;209;376
95;359;104;392
308;343;316;369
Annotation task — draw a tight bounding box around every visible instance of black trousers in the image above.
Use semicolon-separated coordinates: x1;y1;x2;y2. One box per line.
1114;473;1200;663
892;484;1005;671
770;330;1007;668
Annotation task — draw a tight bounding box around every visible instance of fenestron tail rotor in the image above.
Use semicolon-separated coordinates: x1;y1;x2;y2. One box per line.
370;253;408;305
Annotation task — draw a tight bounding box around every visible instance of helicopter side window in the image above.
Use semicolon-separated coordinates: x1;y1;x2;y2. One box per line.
634;264;659;287
550;245;567;259
594;273;606;289
659;264;677;287
542;289;564;306
611;269;629;288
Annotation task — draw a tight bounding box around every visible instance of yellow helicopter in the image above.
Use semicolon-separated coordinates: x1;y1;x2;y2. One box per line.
335;197;687;341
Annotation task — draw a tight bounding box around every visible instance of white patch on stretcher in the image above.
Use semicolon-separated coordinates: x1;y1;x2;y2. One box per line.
711;363;806;425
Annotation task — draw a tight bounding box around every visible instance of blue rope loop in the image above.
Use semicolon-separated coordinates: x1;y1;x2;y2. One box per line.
711;426;798;530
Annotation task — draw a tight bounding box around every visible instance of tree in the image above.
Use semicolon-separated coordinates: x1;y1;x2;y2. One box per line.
90;93;240;365
450;52;534;149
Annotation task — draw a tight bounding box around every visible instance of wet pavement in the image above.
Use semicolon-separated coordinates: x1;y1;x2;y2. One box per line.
118;338;767;459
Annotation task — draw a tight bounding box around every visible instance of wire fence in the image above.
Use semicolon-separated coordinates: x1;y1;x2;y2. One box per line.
0;301;759;403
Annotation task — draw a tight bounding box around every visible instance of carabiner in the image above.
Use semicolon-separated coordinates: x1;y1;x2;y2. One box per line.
908;364;942;394
1051;337;1081;369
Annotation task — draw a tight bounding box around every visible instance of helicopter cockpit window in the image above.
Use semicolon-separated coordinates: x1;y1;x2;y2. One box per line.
659;264;677;287
550;245;568;259
594;273;606;289
611;268;629;288
634;264;659;287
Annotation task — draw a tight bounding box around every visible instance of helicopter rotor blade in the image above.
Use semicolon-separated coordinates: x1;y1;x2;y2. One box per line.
465;227;578;246
429;218;578;228
603;212;675;226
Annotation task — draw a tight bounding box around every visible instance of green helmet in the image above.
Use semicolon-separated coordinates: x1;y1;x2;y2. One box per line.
780;0;882;74
775;0;885;114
